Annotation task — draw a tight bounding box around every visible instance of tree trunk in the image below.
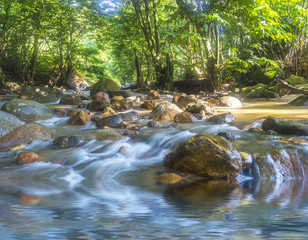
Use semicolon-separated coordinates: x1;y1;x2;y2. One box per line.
134;48;144;88
28;34;39;86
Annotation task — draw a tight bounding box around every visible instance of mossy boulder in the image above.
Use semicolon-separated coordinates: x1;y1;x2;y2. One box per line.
1;99;53;122
151;102;183;121
286;75;307;85
0;110;23;137
90;77;119;97
59;95;82;105
0;123;52;148
289;95;308;106
252;66;284;84
19;86;64;103
262;117;308;136
164;133;242;179
242;83;276;98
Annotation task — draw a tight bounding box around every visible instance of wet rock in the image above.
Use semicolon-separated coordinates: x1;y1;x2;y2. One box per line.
95;114;123;128
19;86;64;103
102;107;117;115
264;130;278;135
0;144;25;153
54;135;80;148
289;95;308;106
17;152;44;164
151;102;183;121
68;110;90;125
112;99;134;111
0;123;51;148
1;99;52;122
261;117;308;136
119;111;140;121
177;94;198;109
0;110;23;137
59;95;82;105
147;120;161;127
67;74;89;90
206;112;236;124
117;121;128;128
164;133;242;179
90;77;119;97
252;66;284;84
248;127;263;132
185;100;216;115
107;90;135;99
155;173;183;184
111;95;124;102
118;146;131;155
147;90;160;100
217;131;241;140
86;100;111;112
252;149;305;179
172;93;186;104
240;152;253;176
92;130;123;141
174;112;197;123
92;92;110;102
141;100;157;110
219;96;242;108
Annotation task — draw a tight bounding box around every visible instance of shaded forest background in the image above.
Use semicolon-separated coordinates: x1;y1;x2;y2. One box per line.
0;0;307;92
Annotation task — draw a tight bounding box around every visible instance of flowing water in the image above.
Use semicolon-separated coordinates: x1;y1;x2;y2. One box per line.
0;97;308;239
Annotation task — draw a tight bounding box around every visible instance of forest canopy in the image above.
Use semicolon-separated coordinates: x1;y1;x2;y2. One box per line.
0;0;307;91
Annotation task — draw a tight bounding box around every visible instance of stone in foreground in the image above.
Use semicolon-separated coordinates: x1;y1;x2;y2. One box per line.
164;133;242;179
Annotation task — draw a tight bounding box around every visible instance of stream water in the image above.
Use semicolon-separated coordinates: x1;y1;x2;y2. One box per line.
0;97;308;239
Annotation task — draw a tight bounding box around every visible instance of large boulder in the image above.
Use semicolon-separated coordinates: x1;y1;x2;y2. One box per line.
174;112;197;123
289;95;308;106
286;75;307;85
242;83;276;98
19;86;64;103
59;95;82;105
177;95;198;109
95;114;123;128
92;92;110;102
164;133;242;179
185;100;216;115
0;123;52;148
151;102;183;121
252;66;284;84
0;110;23;137
261;117;308;136
219;96;242;108
90;77;119;97
206;112;236;124
1;99;53;122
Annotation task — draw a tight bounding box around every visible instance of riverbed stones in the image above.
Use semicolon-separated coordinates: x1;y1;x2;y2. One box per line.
90;77;119;97
19;86;64;103
289;95;308;106
0;123;52;148
17;152;44;164
0;110;23;137
68;110;90;125
219;96;242;108
54;135;80;148
95;114;123;128
141;100;157;110
92;92;110;102
147;120;161;127
177;94;198;109
147;90;160;100
174;111;197;123
1;99;53;122
59;95;82;105
164;133;242;179
185;100;216;115
86;100;111;112
151;102;183;121
261;117;308;136
119;111;140;121
206;112;236;124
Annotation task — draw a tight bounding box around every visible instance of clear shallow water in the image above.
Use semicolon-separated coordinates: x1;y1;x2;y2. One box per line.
0;100;308;239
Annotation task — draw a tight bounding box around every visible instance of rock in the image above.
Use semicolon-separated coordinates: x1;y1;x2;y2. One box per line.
90;77;119;97
59;95;82;105
242;83;276;98
265;130;278;135
164;133;242;179
67;73;89;89
289;95;308;106
95;114;123;128
19;86;64;103
240;152;253;176
141;100;157;110
177;94;198;109
151;102;183;121
17;152;44;164
4;82;21;93
0;123;51;148
102;107;117;115
185;100;216;115
248;127;263;132
286;75;307;85
174;112;197;123
261;117;308;136
155;173;183;184
112;99;134;111
92;92;110;102
0;144;25;153
107;90;135;99
53;135;80;148
111;95;124;102
172;93;186;104
0;110;23;137
92;129;123;141
217;131;241;140
147;90;160;100
68;110;90;125
252;149;305;179
219;96;242;108
1;99;52;122
86;100;111;112
147;120;161;127
252;66;284;84
206;112;236;124
119;111;140;121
